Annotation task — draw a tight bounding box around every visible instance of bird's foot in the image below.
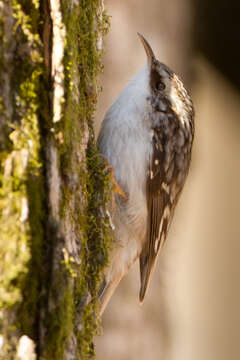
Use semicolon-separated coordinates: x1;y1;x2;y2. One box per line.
96;153;128;199
104;163;128;199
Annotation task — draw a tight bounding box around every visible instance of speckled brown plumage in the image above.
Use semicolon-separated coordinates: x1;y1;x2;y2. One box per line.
97;34;195;313
140;66;194;300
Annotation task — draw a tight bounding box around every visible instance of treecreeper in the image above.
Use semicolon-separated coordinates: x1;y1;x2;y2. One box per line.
97;33;194;315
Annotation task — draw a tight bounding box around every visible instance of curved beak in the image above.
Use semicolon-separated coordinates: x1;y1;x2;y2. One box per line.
137;33;156;67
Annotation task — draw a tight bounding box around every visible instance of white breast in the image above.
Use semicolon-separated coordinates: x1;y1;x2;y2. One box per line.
98;65;152;240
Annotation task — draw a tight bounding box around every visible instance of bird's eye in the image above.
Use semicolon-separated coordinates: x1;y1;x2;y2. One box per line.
156;82;165;91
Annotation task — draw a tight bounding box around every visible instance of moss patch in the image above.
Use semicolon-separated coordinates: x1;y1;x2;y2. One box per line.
0;0;111;358
0;1;46;355
43;1;111;359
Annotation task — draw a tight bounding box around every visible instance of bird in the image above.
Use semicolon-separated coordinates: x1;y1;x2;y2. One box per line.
97;33;194;315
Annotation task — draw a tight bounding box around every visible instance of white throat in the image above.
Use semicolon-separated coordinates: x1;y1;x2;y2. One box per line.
106;65;151;127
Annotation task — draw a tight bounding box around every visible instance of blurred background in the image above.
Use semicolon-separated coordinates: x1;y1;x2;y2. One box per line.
95;1;240;359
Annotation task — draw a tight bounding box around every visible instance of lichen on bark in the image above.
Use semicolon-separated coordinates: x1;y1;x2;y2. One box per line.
42;1;111;358
0;0;111;359
0;2;45;356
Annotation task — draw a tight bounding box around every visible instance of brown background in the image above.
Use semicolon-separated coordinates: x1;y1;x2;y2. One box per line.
95;1;240;359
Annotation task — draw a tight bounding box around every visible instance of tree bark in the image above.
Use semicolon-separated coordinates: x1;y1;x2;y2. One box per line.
0;1;111;359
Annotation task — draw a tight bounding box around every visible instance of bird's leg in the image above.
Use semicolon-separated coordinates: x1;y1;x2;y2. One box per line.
104;163;128;199
96;153;128;199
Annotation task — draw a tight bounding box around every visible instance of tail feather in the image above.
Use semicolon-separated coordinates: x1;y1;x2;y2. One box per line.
139;251;157;303
98;276;123;316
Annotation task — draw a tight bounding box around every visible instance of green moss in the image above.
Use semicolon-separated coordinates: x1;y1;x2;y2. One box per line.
0;6;12;154
42;1;111;358
80;143;113;356
44;274;75;359
0;0;45;344
0;0;111;357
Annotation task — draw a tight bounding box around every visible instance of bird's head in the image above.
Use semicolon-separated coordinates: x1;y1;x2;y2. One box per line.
138;33;194;128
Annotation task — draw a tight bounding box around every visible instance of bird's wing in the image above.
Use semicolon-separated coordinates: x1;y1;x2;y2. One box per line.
139;111;191;302
139;125;172;302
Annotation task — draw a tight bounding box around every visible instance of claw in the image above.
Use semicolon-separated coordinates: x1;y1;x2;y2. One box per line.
95;153;128;199
105;164;128;199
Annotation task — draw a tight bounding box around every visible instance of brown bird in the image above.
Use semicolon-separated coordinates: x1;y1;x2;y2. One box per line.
97;33;194;315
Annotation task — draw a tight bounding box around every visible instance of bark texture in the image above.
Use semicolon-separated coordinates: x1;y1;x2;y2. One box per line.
0;1;111;359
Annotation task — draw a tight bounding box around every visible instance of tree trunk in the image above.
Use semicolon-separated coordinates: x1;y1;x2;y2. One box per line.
0;1;111;359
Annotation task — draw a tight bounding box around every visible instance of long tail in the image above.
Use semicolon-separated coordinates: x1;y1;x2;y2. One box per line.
97;276;123;316
139;251;157;303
